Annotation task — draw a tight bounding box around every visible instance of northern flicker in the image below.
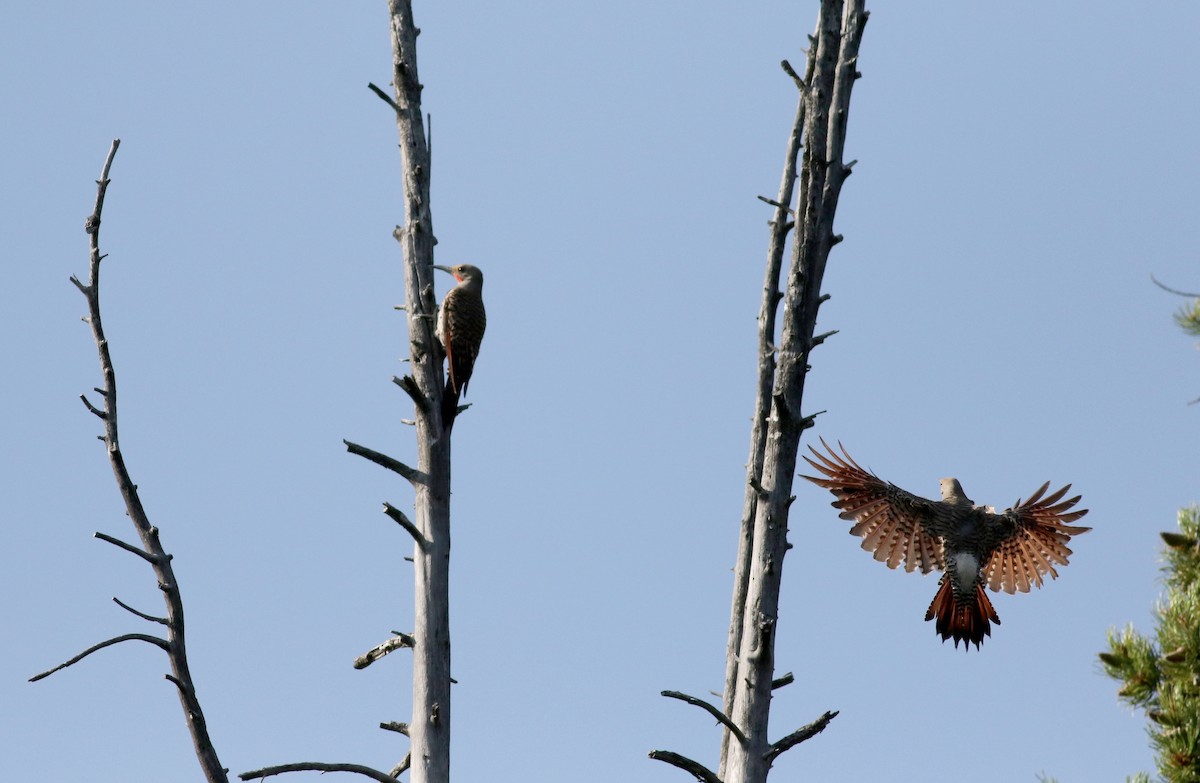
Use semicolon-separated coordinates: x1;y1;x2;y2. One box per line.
801;438;1090;651
433;264;486;432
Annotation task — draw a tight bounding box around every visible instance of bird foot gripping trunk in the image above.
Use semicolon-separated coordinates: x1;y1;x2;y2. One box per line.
924;577;1000;652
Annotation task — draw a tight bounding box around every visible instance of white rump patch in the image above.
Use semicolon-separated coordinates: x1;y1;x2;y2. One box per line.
953;552;979;587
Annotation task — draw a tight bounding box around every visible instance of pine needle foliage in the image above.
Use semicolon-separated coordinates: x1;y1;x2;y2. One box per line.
1174;299;1200;338
1101;507;1200;783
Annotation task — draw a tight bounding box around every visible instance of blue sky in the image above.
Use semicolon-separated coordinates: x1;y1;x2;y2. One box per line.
4;2;1198;781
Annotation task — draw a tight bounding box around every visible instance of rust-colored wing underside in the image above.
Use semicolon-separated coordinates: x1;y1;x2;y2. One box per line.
801;438;946;575
984;481;1090;594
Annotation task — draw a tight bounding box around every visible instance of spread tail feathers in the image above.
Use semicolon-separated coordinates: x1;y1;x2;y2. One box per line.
924;577;1000;652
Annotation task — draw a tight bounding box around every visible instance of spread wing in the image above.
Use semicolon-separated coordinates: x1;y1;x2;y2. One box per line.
983;481;1090;595
801;438;946;574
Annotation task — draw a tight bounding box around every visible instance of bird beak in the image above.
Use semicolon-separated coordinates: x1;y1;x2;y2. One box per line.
432;264;463;282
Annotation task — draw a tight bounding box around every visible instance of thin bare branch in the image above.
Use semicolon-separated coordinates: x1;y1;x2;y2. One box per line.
1151;274;1200;298
49;139;230;782
662;690;747;746
383;502;426;548
810;329;838;347
380;721;410;735
113;596;168;624
747;477;768;498
770;672;794;690
765;710;839;763
367;81;403;116
239;762;399;783
756;195;794;214
393;374;430;411
80;394;107;419
94;531;157;564
343;439;424;484
354;633;416;670
780;59;806;91
30;633;169;682
648;750;722;783
389;754;411;777
800;409;826;431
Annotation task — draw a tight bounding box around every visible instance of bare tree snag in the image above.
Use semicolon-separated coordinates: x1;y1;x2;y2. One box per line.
380;5;453;782
717;40;818;783
655;3;867;782
243;4;451;780
32;139;230;783
723;3;865;780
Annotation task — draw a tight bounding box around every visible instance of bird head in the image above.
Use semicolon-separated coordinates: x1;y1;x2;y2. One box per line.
433;264;483;287
939;477;973;505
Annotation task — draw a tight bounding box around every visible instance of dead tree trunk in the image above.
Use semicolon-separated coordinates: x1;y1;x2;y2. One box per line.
244;4;453;781
32;140;230;783
652;2;867;781
723;3;866;781
377;2;454;781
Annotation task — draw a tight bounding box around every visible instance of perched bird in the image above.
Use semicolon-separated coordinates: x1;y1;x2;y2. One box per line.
801;438;1090;651
433;264;486;432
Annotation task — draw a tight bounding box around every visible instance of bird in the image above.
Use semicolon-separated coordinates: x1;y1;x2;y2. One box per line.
433;264;486;432
800;438;1090;651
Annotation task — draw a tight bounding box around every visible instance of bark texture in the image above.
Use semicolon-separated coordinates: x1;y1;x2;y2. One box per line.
721;3;867;782
385;3;454;782
653;4;865;781
33;140;229;783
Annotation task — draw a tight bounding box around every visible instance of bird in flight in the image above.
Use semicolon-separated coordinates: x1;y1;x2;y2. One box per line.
801;438;1090;650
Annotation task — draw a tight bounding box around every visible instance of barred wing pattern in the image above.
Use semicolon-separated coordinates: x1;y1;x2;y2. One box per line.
801;439;946;575
441;286;486;396
803;438;1091;650
983;482;1091;594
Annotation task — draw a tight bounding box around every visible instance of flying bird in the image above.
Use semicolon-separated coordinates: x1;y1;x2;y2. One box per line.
801;438;1090;651
433;264;486;432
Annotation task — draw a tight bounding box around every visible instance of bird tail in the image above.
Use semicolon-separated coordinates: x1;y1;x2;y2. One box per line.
441;382;460;434
924;577;1000;652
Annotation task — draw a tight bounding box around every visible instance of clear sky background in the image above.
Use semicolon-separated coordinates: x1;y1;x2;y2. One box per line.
4;2;1198;781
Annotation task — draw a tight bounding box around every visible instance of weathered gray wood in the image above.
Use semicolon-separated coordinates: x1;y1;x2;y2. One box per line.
718;40;816;783
384;3;454;783
38;140;230;783
722;3;866;782
653;6;865;782
240;762;399;783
